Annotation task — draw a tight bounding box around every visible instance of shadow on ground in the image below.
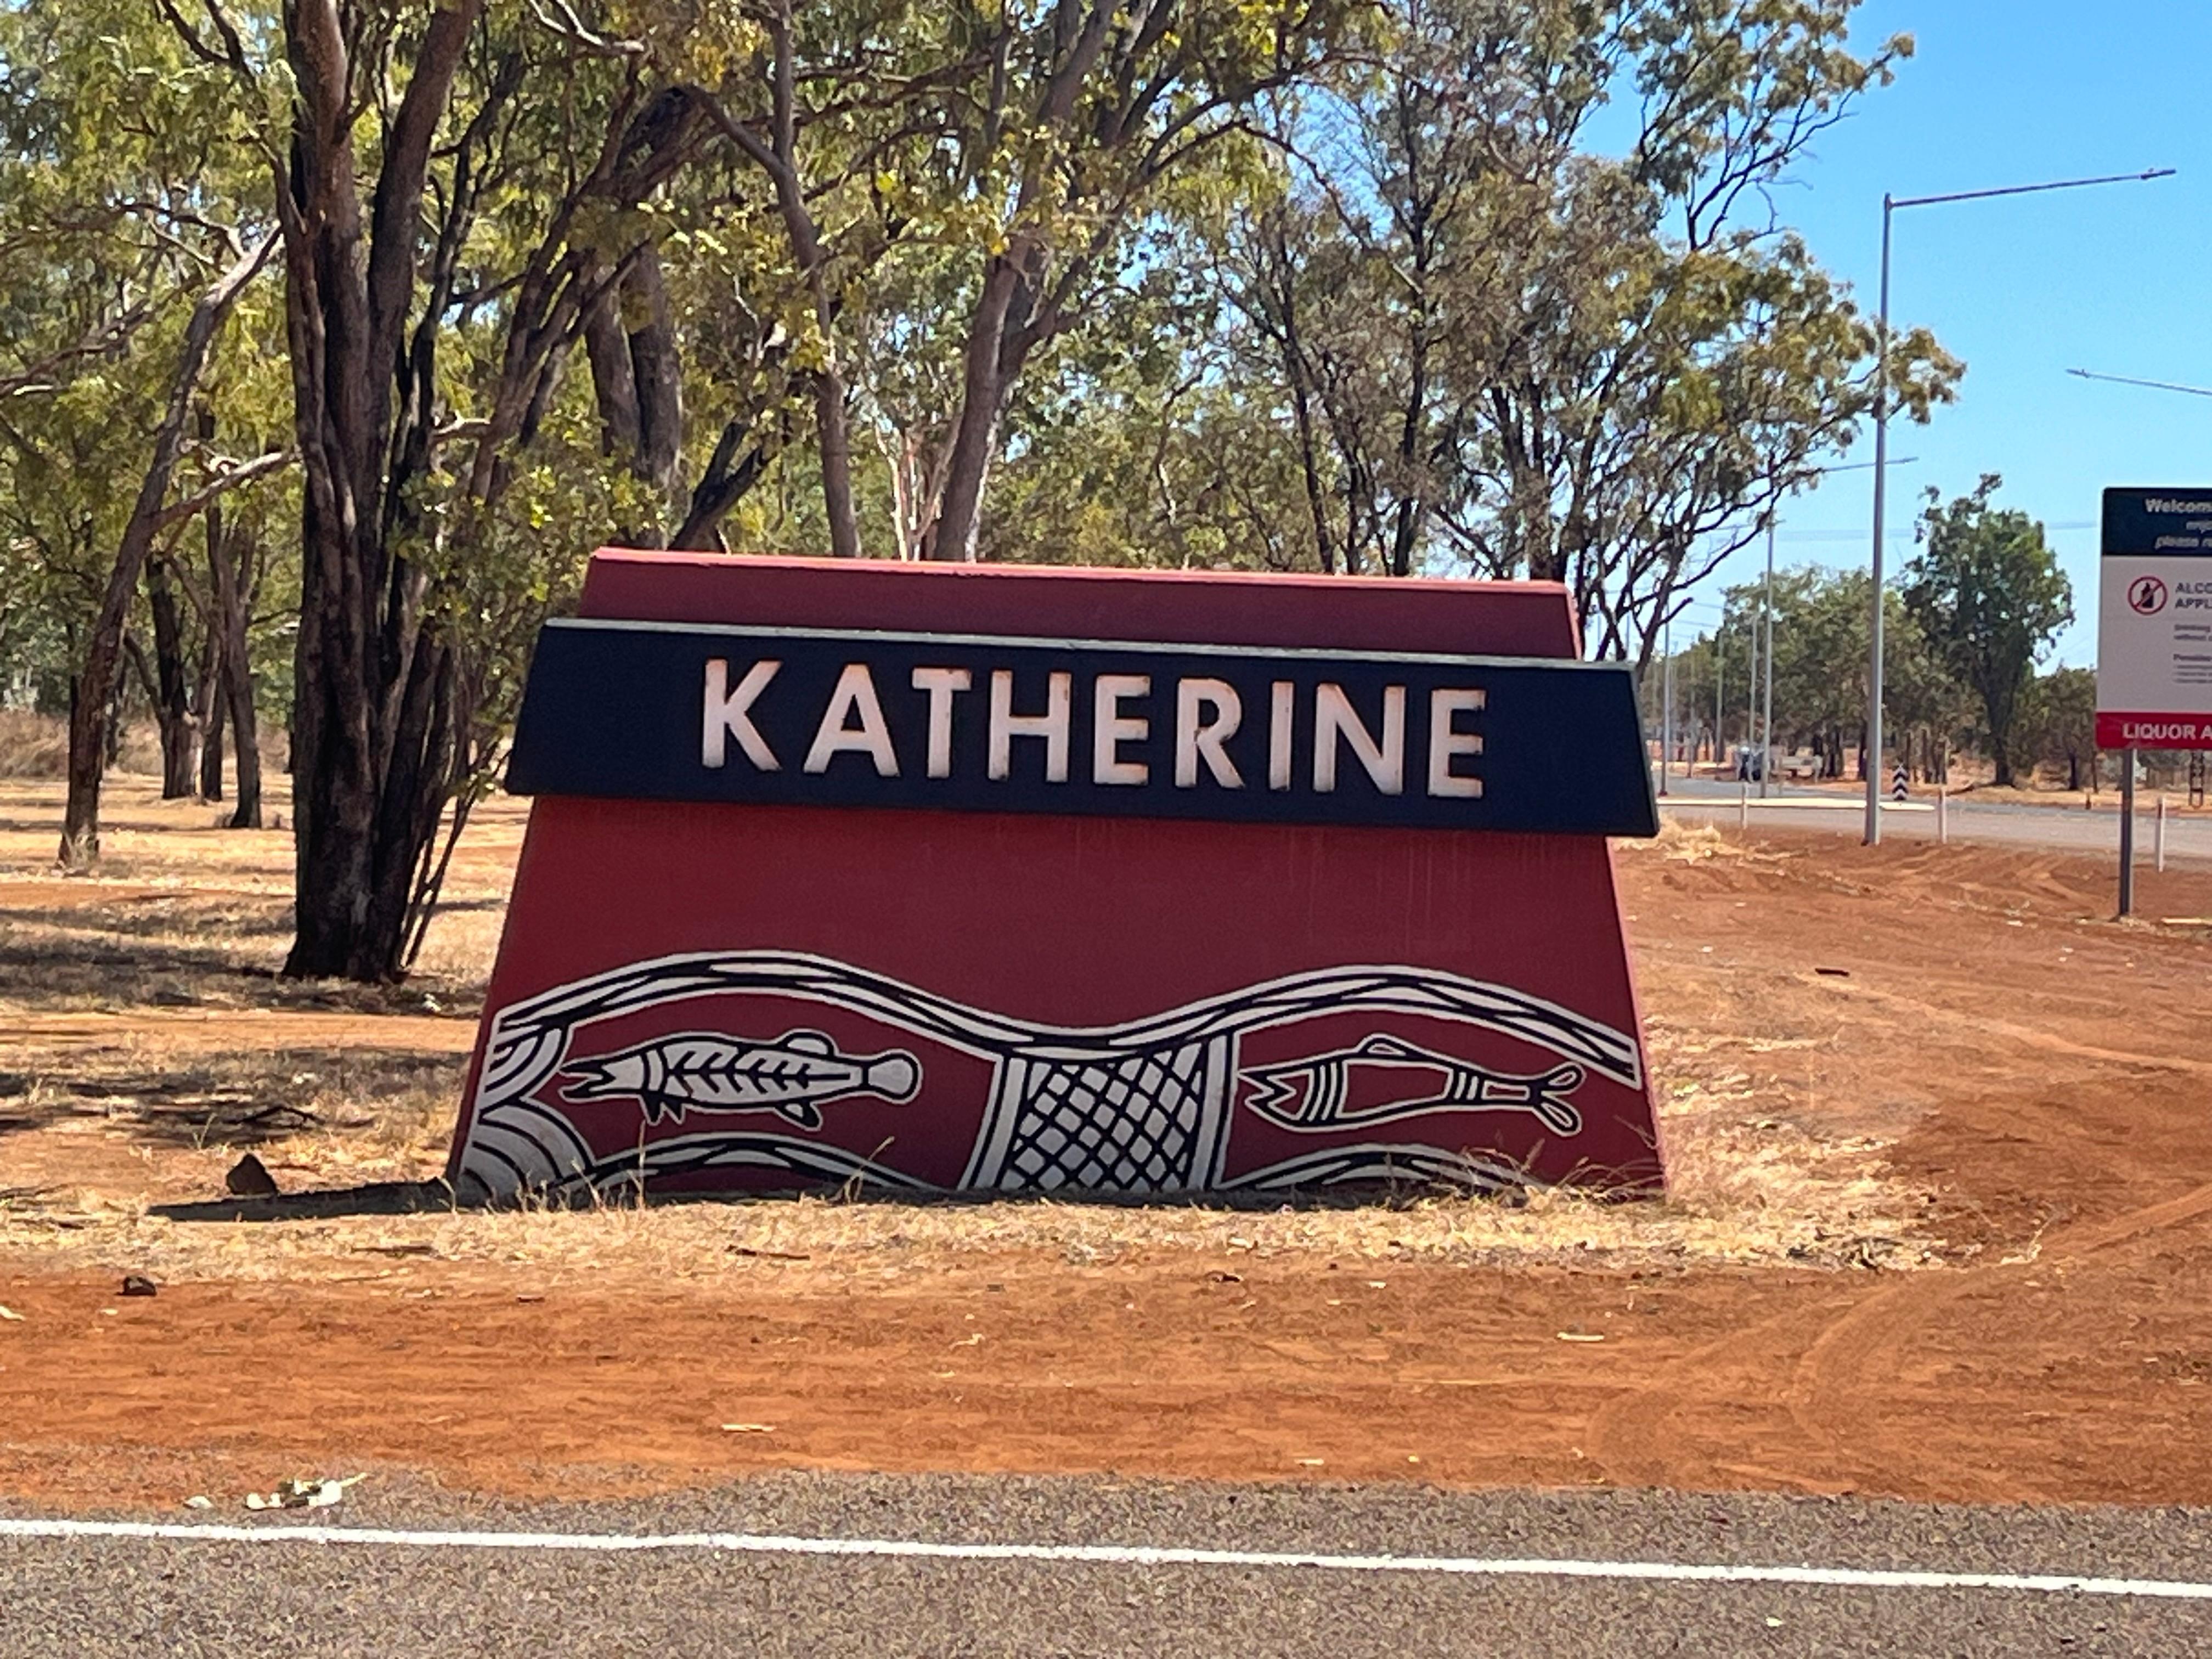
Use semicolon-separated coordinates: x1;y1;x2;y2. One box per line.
0;1047;467;1152
148;1176;1555;1224
151;1179;464;1222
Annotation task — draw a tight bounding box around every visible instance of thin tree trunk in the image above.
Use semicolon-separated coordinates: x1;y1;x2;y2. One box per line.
582;245;685;545
193;411;227;802
210;518;261;828
200;669;226;800
926;258;1022;562
58;234;273;867
146;553;201;798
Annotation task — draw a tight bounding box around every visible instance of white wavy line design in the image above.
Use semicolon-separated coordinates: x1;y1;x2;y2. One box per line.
456;951;1641;1199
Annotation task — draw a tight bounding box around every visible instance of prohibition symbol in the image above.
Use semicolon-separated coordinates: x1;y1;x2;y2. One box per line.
2130;575;2168;615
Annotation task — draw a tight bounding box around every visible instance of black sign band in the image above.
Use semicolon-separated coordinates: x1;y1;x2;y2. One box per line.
2103;487;2212;557
506;620;1658;837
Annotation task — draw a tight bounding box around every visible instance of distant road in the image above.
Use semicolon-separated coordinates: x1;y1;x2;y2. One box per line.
6;1474;2212;1657
1656;774;2212;866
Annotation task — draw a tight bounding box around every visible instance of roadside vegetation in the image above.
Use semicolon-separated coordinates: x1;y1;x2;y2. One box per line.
1;0;1961;982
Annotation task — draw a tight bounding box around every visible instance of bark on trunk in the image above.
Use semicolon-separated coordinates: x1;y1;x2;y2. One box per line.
925;258;1022;562
146;555;201;798
670;417;778;551
280;0;486;980
199;672;226;800
583;245;685;543
209;517;262;828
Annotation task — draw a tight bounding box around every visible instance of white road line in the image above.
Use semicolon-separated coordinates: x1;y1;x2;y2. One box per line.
2;1517;2209;1600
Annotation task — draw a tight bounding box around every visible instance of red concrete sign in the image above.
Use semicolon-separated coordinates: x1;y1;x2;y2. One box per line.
448;552;1666;1200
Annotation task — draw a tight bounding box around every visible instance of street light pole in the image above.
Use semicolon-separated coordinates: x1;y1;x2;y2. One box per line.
1863;166;2173;846
1760;520;1775;798
1866;196;1893;843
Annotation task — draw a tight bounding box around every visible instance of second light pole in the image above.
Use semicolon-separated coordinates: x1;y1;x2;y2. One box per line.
1863;167;2174;844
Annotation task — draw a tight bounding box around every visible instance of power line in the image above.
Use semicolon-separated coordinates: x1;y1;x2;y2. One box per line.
2068;367;2212;399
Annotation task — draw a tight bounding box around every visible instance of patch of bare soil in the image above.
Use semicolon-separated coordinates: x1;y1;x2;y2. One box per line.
4;784;2212;1510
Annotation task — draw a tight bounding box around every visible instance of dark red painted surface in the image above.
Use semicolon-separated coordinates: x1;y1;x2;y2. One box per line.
449;552;1663;1198
578;550;1581;656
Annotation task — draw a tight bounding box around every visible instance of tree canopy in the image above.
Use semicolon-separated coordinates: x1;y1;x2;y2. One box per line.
1903;475;2073;788
0;0;1956;978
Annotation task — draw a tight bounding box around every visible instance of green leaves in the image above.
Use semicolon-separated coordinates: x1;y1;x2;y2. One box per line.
1903;475;2074;783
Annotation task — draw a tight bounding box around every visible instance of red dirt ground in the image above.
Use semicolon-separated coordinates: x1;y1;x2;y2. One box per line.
5;826;2212;1509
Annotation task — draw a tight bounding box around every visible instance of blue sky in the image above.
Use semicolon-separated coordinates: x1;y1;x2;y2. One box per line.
1683;0;2212;666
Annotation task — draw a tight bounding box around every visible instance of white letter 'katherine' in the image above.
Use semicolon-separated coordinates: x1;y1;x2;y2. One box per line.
804;663;899;776
703;658;781;770
988;670;1072;782
1176;679;1244;788
1427;687;1484;797
1313;682;1405;795
1093;674;1152;785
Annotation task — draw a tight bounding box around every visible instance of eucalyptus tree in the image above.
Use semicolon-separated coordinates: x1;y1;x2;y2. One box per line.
1221;0;1960;662
1903;476;2073;787
907;0;1367;561
0;1;285;867
151;0;761;977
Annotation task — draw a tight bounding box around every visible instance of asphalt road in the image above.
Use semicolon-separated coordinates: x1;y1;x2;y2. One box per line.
4;1473;2210;1656
1657;774;2212;865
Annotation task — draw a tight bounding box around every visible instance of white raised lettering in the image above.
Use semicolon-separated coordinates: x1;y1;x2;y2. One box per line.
910;667;973;778
1313;683;1405;795
1426;687;1485;798
804;663;899;776
1268;680;1295;791
702;658;781;770
988;669;1071;782
1175;679;1244;788
1092;674;1152;786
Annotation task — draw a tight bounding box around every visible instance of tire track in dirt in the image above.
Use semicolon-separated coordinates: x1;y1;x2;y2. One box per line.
1583;1126;2212;1504
1778;1180;2212;1504
1581;1293;1868;1494
1803;977;2212;1076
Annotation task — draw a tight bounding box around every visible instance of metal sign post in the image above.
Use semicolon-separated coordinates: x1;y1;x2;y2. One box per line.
2119;751;2136;917
1761;524;1776;798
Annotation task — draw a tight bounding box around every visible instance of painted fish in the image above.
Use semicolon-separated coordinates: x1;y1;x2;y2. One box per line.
1242;1034;1585;1136
562;1030;922;1128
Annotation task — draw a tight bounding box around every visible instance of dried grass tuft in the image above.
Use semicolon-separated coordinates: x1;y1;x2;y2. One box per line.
0;776;1940;1291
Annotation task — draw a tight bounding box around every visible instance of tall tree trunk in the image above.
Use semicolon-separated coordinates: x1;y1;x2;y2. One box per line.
195;597;227;802
696;58;859;560
58;234;273;868
582;245;685;544
1987;687;2016;788
279;0;484;980
191;408;226;802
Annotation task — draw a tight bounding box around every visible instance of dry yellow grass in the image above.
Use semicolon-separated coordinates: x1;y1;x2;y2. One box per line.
1;778;1937;1290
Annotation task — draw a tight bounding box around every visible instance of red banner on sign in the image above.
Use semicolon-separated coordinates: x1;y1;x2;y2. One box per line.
2096;712;2212;751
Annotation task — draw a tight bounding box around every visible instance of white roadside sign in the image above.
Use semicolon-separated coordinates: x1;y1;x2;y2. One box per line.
2097;487;2212;749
